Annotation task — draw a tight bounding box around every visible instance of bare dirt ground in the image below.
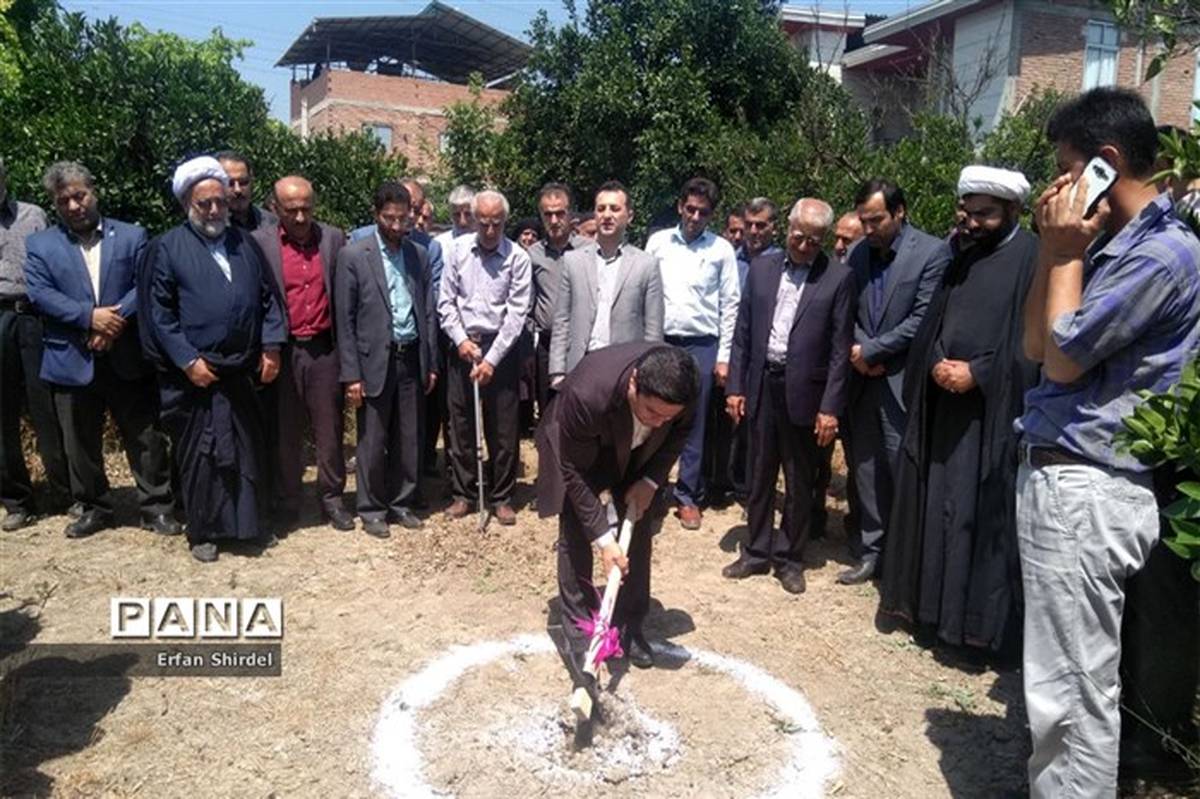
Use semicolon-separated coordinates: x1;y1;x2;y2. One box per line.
0;440;1035;798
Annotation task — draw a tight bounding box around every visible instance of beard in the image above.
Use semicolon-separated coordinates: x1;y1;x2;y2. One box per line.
188;207;228;240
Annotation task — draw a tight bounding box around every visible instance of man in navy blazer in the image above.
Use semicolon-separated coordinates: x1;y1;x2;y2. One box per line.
336;182;438;538
840;179;950;584
722;199;855;594
24;162;175;539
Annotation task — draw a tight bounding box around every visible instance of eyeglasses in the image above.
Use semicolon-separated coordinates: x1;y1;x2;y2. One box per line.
192;197;228;212
789;232;824;248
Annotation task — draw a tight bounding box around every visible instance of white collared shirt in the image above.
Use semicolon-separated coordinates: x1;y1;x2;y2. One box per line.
587;246;623;352
646;226;740;361
207;236;232;282
767;261;810;364
78;227;103;300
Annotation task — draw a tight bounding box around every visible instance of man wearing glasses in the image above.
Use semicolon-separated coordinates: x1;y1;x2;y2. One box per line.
438;190;532;526
215;151;277;235
645;177;740;530
722;198;854;594
143;156;286;562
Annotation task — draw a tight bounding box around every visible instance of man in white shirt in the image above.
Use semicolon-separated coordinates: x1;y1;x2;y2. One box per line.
645;177;740;529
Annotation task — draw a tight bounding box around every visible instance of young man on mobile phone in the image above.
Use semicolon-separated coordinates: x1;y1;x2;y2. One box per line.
1017;87;1200;798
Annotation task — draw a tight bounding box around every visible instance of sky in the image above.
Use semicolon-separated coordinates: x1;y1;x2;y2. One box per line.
60;1;925;122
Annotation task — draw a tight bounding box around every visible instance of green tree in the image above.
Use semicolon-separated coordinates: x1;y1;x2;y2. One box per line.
1106;0;1200;79
439;0;869;232
0;2;403;233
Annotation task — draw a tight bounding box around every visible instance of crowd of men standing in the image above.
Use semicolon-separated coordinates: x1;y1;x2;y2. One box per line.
1;86;1199;797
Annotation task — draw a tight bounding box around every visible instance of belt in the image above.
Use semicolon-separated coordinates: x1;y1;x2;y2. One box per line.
391;339;418;356
0;296;32;313
765;361;786;375
290;329;331;345
466;331;498;344
1019;443;1091;469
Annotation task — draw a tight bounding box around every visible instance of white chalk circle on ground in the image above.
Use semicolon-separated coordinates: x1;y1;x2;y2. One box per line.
370;633;841;798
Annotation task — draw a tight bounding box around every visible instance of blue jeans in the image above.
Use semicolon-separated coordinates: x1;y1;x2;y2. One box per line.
665;335;717;508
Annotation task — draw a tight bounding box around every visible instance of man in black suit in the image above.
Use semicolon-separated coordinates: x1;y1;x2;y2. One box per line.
722;199;855;594
251;176;352;532
841;179;950;584
537;342;698;670
335;182;438;538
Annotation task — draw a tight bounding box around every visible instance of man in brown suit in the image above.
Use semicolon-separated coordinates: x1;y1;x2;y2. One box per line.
251;176;352;532
537;342;699;671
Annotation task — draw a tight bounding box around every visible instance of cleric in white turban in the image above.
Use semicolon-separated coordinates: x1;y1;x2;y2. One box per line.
878;161;1040;655
957;165;1030;205
171;155;228;204
139;153;285;563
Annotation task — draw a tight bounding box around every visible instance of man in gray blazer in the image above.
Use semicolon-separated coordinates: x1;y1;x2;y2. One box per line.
251;176;351;532
335;182;438;538
841;178;950;584
549;180;664;386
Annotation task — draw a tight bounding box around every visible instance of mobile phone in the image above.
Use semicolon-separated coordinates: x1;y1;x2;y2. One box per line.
1069;156;1118;219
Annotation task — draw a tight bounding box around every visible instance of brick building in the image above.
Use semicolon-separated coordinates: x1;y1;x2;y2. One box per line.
278;1;528;172
783;1;1198;142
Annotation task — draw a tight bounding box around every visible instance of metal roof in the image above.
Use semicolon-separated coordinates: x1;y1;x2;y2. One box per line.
276;1;532;85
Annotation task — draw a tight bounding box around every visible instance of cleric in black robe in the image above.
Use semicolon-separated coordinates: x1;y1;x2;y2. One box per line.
879;166;1039;651
142;156;285;563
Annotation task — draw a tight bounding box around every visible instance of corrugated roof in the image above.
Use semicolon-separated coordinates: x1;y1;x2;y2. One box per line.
277;1;531;85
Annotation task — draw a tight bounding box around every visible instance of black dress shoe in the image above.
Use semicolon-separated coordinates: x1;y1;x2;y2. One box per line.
323;507;355;531
257;532;280;549
362;518;392;538
624;633;654;669
777;567;807;595
64;511;113;539
722;556;770;580
2;510;36;532
141;513;183;536
837;559;877;585
190;542;218;562
388;509;424;530
68;502;85;519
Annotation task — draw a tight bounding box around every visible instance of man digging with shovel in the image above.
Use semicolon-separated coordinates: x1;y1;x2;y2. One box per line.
535;342;699;746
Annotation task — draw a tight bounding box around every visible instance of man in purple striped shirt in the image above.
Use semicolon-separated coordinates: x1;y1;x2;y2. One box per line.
437;189;533;525
1017;87;1200;799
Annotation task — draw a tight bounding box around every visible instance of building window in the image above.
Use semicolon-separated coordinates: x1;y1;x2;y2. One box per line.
1083;21;1119;89
364;123;392;151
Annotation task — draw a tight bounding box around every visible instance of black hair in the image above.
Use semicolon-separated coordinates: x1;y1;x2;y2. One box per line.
596;179;631;209
679;177;720;208
635;346;700;406
373;181;412;212
1045;87;1159;178
854;178;906;214
213;150;252;175
538;182;574;210
511;216;541;238
726;202;747;221
573;210;595;224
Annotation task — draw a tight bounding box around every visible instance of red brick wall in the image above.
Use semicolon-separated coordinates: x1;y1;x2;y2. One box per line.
1014;3;1194;126
288;69;509;173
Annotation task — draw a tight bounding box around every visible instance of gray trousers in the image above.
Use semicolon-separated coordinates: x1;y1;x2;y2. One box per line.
846;376;905;562
1016;459;1159;798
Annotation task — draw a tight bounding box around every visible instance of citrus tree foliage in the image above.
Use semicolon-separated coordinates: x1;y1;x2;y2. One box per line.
440;0;869;232
439;0;1063;238
1106;0;1200;79
0;1;404;233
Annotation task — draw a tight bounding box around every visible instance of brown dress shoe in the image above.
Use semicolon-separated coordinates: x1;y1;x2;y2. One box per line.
493;504;517;525
445;499;471;519
677;505;702;530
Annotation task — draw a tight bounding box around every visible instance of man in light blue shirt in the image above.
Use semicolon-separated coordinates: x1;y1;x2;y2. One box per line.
645;177;740;529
